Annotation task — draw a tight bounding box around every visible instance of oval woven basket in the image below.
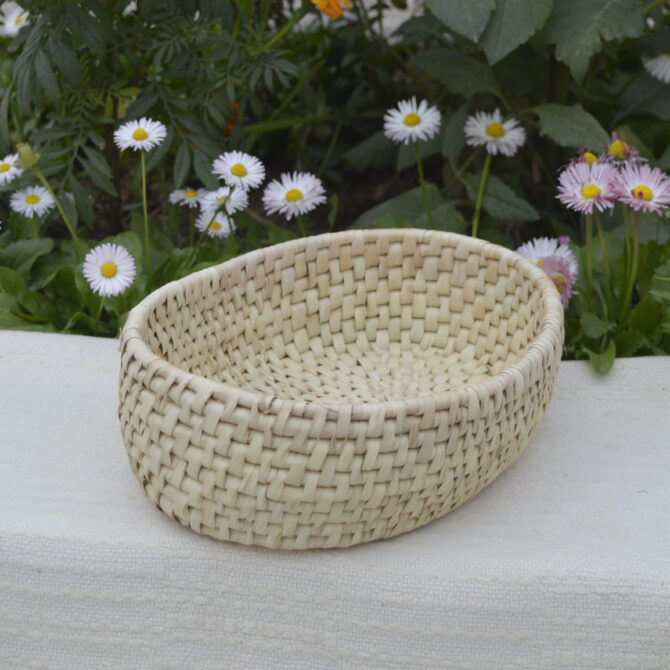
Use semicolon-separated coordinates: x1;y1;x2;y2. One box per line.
119;229;564;550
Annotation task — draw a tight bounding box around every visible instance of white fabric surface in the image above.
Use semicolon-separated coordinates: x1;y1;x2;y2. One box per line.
1;330;669;669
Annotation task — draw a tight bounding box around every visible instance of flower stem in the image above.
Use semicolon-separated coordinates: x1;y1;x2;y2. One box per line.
189;210;194;247
297;215;307;237
414;142;434;229
594;211;612;316
94;296;105;335
471;152;492;238
140;150;151;293
584;213;594;310
621;211;641;321
32;165;83;258
29;217;39;239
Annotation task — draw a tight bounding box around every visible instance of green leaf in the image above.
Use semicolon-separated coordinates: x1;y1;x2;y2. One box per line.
585;339;616;374
0;267;25;295
442;104;469;168
0;311;57;332
68;174;93;226
0;239;54;275
425;0;495;41
481;0;553;65
614;330;647;357
34;50;60;102
409;48;500;98
192;149;220;190
46;36;81;88
144;125;174;173
543;0;647;82
343;131;396;171
531;104;609;150
580;312;609;338
616;74;670;123
173;140;191;188
59;193;78;231
629;295;664;333
396;133;442;171
461;173;539;221
78;156;117;197
351;184;446;229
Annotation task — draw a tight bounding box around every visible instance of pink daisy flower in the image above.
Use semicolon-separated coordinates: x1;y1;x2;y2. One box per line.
557;161;617;214
516;237;579;281
599;132;642;165
613;164;670;214
540;255;577;308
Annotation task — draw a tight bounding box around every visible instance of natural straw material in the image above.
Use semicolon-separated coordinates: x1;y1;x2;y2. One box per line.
119;229;564;550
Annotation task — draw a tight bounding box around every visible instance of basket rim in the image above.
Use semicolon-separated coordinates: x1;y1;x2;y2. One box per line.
120;229;564;418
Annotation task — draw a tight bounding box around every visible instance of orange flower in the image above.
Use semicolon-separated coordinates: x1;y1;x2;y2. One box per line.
310;0;352;19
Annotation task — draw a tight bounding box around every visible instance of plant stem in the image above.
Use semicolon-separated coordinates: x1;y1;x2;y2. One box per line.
297;214;307;237
585;213;594;310
189;210;194;247
94;296;105;335
140;150;151;293
414;142;434;229
32;165;83;258
621;211;641;321
594;211;612;316
29;217;39;239
471;152;492;238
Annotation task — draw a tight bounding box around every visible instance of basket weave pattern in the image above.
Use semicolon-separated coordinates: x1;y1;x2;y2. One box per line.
119;230;564;549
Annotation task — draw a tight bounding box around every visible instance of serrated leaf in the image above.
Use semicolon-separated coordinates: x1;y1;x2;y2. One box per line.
34;50;60;101
531;103;609;150
173;140;191;188
425;0;495;41
78;156;117;197
46;36;81;88
481;0;553;64
81;145;112;178
585;339;616;374
543;0;647;82
629;295;664;333
580;312;609;338
614;330;647;357
409;48;500;98
461;173;539;221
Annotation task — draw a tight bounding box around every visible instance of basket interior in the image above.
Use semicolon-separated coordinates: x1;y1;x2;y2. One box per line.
142;233;548;404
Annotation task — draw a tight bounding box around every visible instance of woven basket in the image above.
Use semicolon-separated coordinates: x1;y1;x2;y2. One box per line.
119;229;564;549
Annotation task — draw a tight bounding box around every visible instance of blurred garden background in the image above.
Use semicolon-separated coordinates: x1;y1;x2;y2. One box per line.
0;0;669;372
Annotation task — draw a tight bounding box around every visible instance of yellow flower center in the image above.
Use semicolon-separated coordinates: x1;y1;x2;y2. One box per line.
15;13;25;26
608;139;628;160
632;184;653;201
209;221;222;231
536;259;544;267
218;195;227;204
285;188;303;202
485;122;505;137
404;113;421;127
25;194;40;204
184;190;197;198
0;162;10;172
101;262;117;278
551;274;566;294
132;128;149;141
231;163;247;177
581;184;601;199
583;152;599;166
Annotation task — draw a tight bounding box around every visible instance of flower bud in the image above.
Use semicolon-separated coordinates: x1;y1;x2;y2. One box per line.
16;142;40;169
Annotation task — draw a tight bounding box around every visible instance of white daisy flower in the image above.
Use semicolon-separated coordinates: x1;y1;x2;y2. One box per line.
122;1;137;16
82;243;136;297
1;2;29;37
516;237;579;279
642;53;670;84
383;97;442;145
262;171;326;220
200;186;248;215
0;153;23;185
464;109;526;157
9;186;55;218
169;187;204;209
212;150;266;191
113;117;167;152
195;210;235;238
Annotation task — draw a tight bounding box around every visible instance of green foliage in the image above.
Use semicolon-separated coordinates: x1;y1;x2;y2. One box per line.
0;0;668;374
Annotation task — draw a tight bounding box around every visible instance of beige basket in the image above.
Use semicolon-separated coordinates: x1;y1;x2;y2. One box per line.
119;229;564;549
